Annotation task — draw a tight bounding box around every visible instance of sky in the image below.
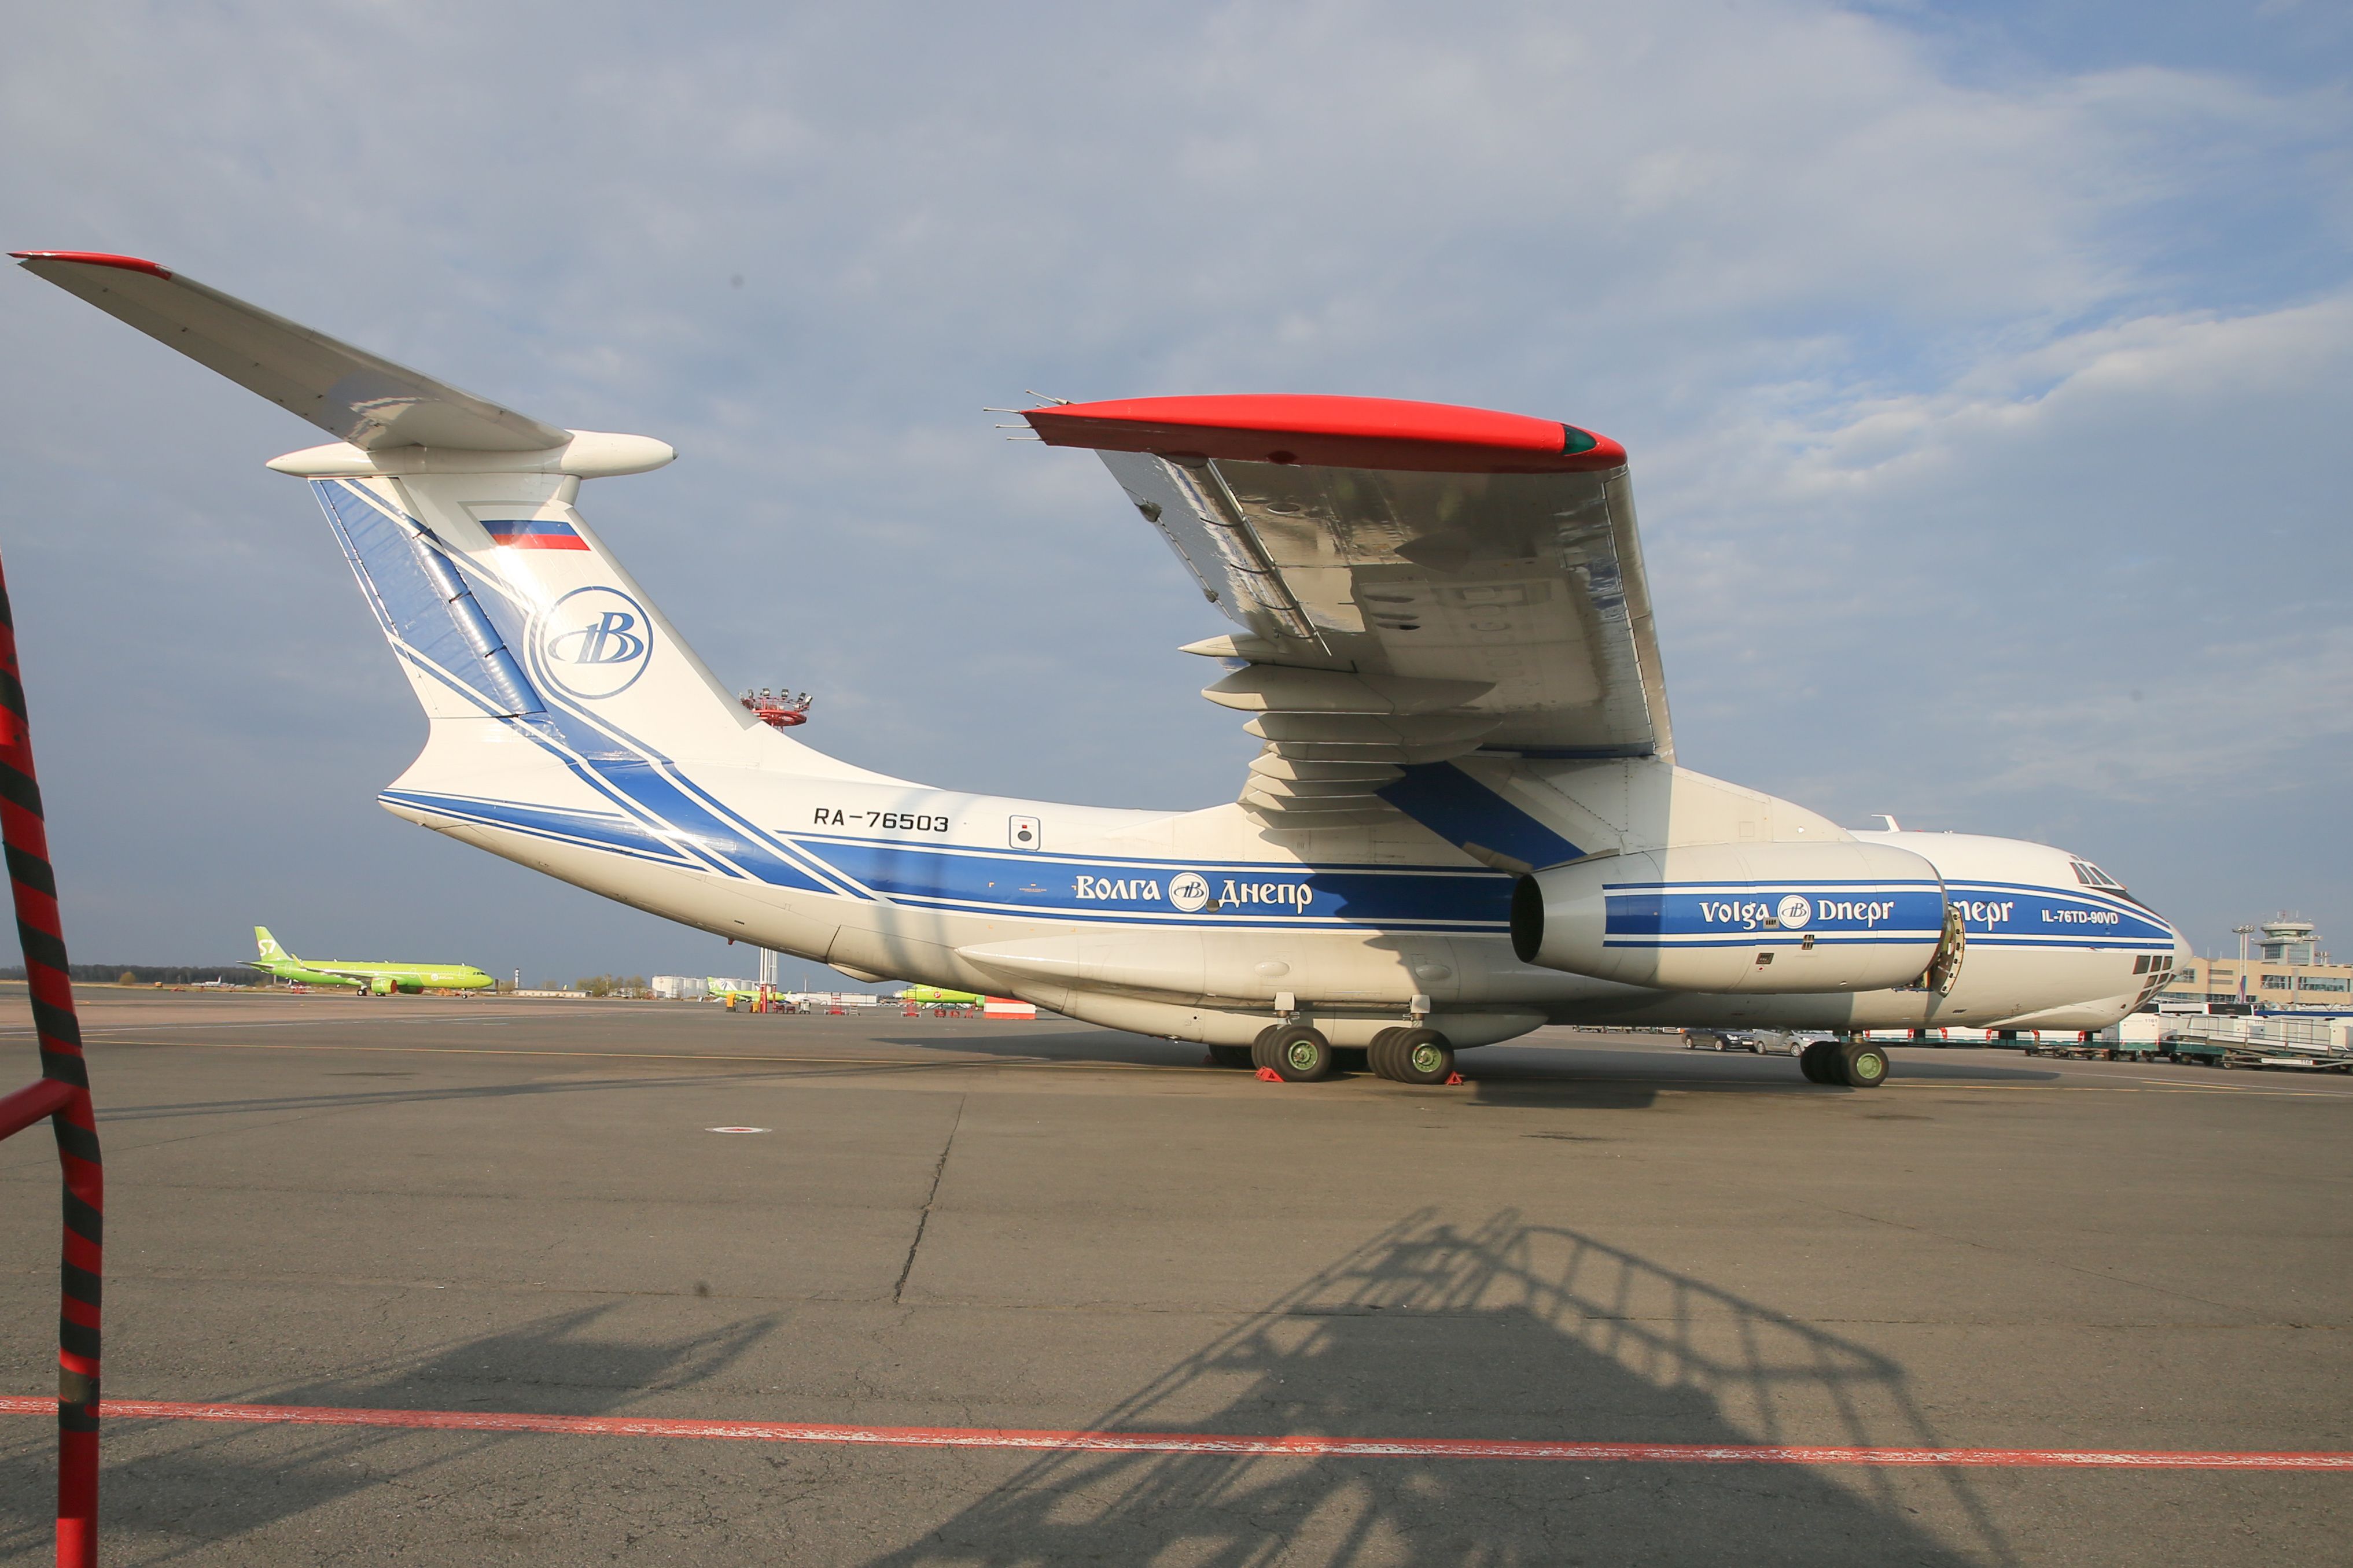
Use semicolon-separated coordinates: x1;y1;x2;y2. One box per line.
1;0;2347;982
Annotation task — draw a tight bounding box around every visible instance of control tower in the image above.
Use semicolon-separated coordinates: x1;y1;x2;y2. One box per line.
2259;918;2319;965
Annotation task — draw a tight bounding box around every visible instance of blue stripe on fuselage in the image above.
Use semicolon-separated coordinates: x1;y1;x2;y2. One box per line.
1375;763;1582;868
381;789;707;868
384;777;838;894
1941;881;2175;949
378;792;1512;927
791;835;1512;929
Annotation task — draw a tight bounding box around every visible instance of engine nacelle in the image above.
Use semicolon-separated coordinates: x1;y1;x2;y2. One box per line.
1510;841;1947;994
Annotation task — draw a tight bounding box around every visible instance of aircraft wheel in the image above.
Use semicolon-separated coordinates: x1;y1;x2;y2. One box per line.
1207;1045;1254;1070
1257;1024;1335;1083
1838;1040;1890;1089
1386;1028;1455;1086
1367;1028;1407;1079
1798;1040;1840;1083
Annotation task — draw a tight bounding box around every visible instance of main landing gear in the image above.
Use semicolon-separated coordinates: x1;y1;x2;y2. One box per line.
1251;1023;1337;1082
1239;1024;1458;1084
1799;1038;1890;1089
1368;1027;1455;1084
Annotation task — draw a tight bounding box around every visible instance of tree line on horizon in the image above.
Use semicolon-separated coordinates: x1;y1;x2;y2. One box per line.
0;964;267;986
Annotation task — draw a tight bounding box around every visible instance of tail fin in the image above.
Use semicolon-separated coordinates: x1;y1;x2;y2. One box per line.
305;467;773;765
254;926;291;962
14;250;894;784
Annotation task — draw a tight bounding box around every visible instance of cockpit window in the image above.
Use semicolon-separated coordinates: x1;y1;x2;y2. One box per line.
2070;859;2124;891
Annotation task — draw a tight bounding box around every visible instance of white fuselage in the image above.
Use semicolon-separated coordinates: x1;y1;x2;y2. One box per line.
382;721;2186;1049
304;465;2181;1053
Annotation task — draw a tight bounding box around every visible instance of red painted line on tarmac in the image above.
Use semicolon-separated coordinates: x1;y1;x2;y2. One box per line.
0;1396;2345;1469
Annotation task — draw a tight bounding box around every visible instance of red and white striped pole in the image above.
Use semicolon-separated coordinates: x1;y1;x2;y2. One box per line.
0;554;103;1567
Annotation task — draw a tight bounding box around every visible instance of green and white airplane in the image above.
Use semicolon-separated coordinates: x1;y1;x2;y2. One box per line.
249;927;495;996
899;986;986;1007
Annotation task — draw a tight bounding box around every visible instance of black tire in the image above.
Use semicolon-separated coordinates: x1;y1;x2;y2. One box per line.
1207;1044;1254;1070
1838;1041;1890;1089
1260;1024;1335;1083
1798;1040;1839;1083
1386;1028;1455;1086
1367;1028;1406;1080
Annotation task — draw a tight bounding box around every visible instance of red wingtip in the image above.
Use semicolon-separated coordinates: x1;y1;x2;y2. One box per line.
10;250;173;280
1025;393;1625;475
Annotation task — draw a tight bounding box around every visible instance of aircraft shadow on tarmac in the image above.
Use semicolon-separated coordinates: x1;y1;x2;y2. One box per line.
882;1028;2064;1108
865;1210;2016;1568
881;1027;1206;1067
1879;1056;2064;1083
0;1304;779;1563
0;1220;2026;1564
87;1066;901;1124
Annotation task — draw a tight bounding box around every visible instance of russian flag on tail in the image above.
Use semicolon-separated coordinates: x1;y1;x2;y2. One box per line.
485;519;590;551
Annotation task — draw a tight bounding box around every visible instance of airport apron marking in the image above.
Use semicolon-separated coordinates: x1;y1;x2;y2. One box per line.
1;1397;2344;1469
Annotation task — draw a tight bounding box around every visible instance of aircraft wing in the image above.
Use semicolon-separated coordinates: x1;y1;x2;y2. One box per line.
11;251;568;452
1025;395;1670;825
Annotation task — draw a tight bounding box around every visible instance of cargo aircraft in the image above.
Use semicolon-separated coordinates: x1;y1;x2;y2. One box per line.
16;251;2188;1088
249;926;494;995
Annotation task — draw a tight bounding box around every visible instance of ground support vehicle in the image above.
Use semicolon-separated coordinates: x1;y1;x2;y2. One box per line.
2155;1015;2353;1072
2021;1033;2110;1061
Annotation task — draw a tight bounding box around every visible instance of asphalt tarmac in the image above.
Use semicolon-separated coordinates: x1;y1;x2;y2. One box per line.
0;986;2344;1565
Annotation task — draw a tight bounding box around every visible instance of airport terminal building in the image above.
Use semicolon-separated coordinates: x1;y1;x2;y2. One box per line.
2153;918;2353;1010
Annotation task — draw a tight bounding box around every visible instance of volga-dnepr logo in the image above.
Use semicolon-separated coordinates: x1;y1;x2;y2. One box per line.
539;586;653;700
1067;868;1314;914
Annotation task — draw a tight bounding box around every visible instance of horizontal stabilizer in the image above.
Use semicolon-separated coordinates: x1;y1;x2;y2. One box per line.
12;251;569;452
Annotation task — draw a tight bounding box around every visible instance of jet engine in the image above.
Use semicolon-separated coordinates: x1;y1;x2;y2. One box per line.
1510;841;1947;994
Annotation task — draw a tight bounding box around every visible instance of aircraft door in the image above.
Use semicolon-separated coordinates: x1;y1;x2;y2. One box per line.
1923;903;1966;995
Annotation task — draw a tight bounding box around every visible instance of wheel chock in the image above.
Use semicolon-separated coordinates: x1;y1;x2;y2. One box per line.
1444;1072;1466;1086
1254;1067;1283;1083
